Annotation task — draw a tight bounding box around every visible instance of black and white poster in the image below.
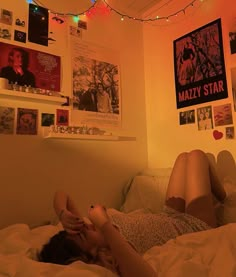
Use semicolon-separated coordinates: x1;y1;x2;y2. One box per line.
174;18;228;109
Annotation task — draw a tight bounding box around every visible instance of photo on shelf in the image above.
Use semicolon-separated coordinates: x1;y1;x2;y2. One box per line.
16;108;38;135
41;113;55;127
56;109;69;126
0;106;15;134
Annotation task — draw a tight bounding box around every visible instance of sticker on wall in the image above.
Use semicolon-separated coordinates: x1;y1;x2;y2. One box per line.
56;109;69;126
15;18;25;27
179;109;195;125
0;106;15;134
226;126;235;139
173;18;228;109
213;103;233;127
14;30;26;43
197;106;213;131
16;108;38;135
69;26;82;38
0;9;13;25
78;20;87;30
0;24;11;40
213;130;223;140
41;113;55;127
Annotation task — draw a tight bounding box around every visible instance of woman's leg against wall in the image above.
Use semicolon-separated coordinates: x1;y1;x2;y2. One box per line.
185;149;217;227
165;152;187;213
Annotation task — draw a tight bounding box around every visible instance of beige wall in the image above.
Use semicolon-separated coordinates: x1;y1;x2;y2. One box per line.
144;0;236;169
0;1;148;228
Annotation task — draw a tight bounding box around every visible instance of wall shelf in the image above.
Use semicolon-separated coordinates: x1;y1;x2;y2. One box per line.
0;89;66;105
44;133;136;141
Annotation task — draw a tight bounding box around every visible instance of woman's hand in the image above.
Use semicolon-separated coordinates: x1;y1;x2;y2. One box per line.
88;204;110;229
60;209;84;234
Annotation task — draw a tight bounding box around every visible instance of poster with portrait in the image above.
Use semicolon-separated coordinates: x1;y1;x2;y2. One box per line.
71;38;121;128
174;18;228;109
16;108;38;135
0;41;61;91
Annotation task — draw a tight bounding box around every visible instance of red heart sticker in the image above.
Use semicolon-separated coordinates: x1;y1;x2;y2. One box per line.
213;130;223;140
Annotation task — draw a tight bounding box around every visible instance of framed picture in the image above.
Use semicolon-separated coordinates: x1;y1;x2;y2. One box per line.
173;18;228;109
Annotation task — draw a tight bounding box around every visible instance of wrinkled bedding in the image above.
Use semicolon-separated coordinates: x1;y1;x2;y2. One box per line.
0;221;236;276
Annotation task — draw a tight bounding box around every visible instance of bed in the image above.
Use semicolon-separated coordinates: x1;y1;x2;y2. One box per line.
1;168;236;277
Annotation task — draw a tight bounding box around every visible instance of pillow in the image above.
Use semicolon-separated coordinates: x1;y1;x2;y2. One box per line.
120;169;172;213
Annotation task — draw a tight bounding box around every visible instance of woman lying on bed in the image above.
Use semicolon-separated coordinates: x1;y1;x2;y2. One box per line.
40;149;226;277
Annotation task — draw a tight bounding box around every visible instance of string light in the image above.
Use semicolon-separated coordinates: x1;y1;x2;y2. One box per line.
26;0;205;24
103;0;205;22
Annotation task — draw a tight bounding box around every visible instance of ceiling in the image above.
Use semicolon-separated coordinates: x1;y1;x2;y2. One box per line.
40;0;161;17
107;0;162;17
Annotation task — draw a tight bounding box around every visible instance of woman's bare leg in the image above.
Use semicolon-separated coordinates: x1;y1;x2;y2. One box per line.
165;152;187;213
185;150;217;227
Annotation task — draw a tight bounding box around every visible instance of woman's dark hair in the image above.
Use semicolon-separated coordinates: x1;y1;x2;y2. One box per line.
8;47;29;69
39;230;93;265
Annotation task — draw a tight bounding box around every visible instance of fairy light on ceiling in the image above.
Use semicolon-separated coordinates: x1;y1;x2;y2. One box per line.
26;0;206;23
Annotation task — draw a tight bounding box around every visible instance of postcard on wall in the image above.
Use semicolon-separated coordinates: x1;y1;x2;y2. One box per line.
213;103;233;127
70;38;121;128
0;106;15;134
0;23;12;40
0;9;13;25
16;108;38;135
41;113;55;127
56;109;69;126
229;17;236;55
231;67;236;111
179;109;195;125
226;126;234;139
173;18;228;109
197;105;213;131
0;41;61;91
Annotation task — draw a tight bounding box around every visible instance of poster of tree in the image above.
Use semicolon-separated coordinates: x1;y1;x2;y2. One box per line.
71;38;121;128
173;18;228;109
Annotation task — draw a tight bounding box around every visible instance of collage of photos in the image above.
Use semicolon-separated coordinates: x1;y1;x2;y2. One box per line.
0;106;71;135
179;102;235;140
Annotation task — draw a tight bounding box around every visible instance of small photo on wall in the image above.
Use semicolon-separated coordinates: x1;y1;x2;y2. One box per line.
229;32;236;54
213;103;233;127
197;106;213;131
14;30;26;43
226;126;235;139
0;24;11;40
179;109;195;125
56;109;69;126
0;106;15;134
41;113;55;127
0;9;13;25
231;67;236;111
16;108;38;135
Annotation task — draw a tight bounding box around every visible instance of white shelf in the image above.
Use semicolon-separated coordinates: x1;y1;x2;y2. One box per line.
0;89;66;105
44;133;136;141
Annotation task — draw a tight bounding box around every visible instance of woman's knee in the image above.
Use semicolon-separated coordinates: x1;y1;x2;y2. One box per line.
188;149;208;163
175;151;188;164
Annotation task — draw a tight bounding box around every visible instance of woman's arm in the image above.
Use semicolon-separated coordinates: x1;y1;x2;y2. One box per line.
53;190;84;234
89;205;157;277
53;190;81;218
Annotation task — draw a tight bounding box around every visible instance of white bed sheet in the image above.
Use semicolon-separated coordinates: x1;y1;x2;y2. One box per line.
0;221;236;276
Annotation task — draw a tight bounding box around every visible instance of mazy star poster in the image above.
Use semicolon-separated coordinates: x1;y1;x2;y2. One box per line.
173;18;228;109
